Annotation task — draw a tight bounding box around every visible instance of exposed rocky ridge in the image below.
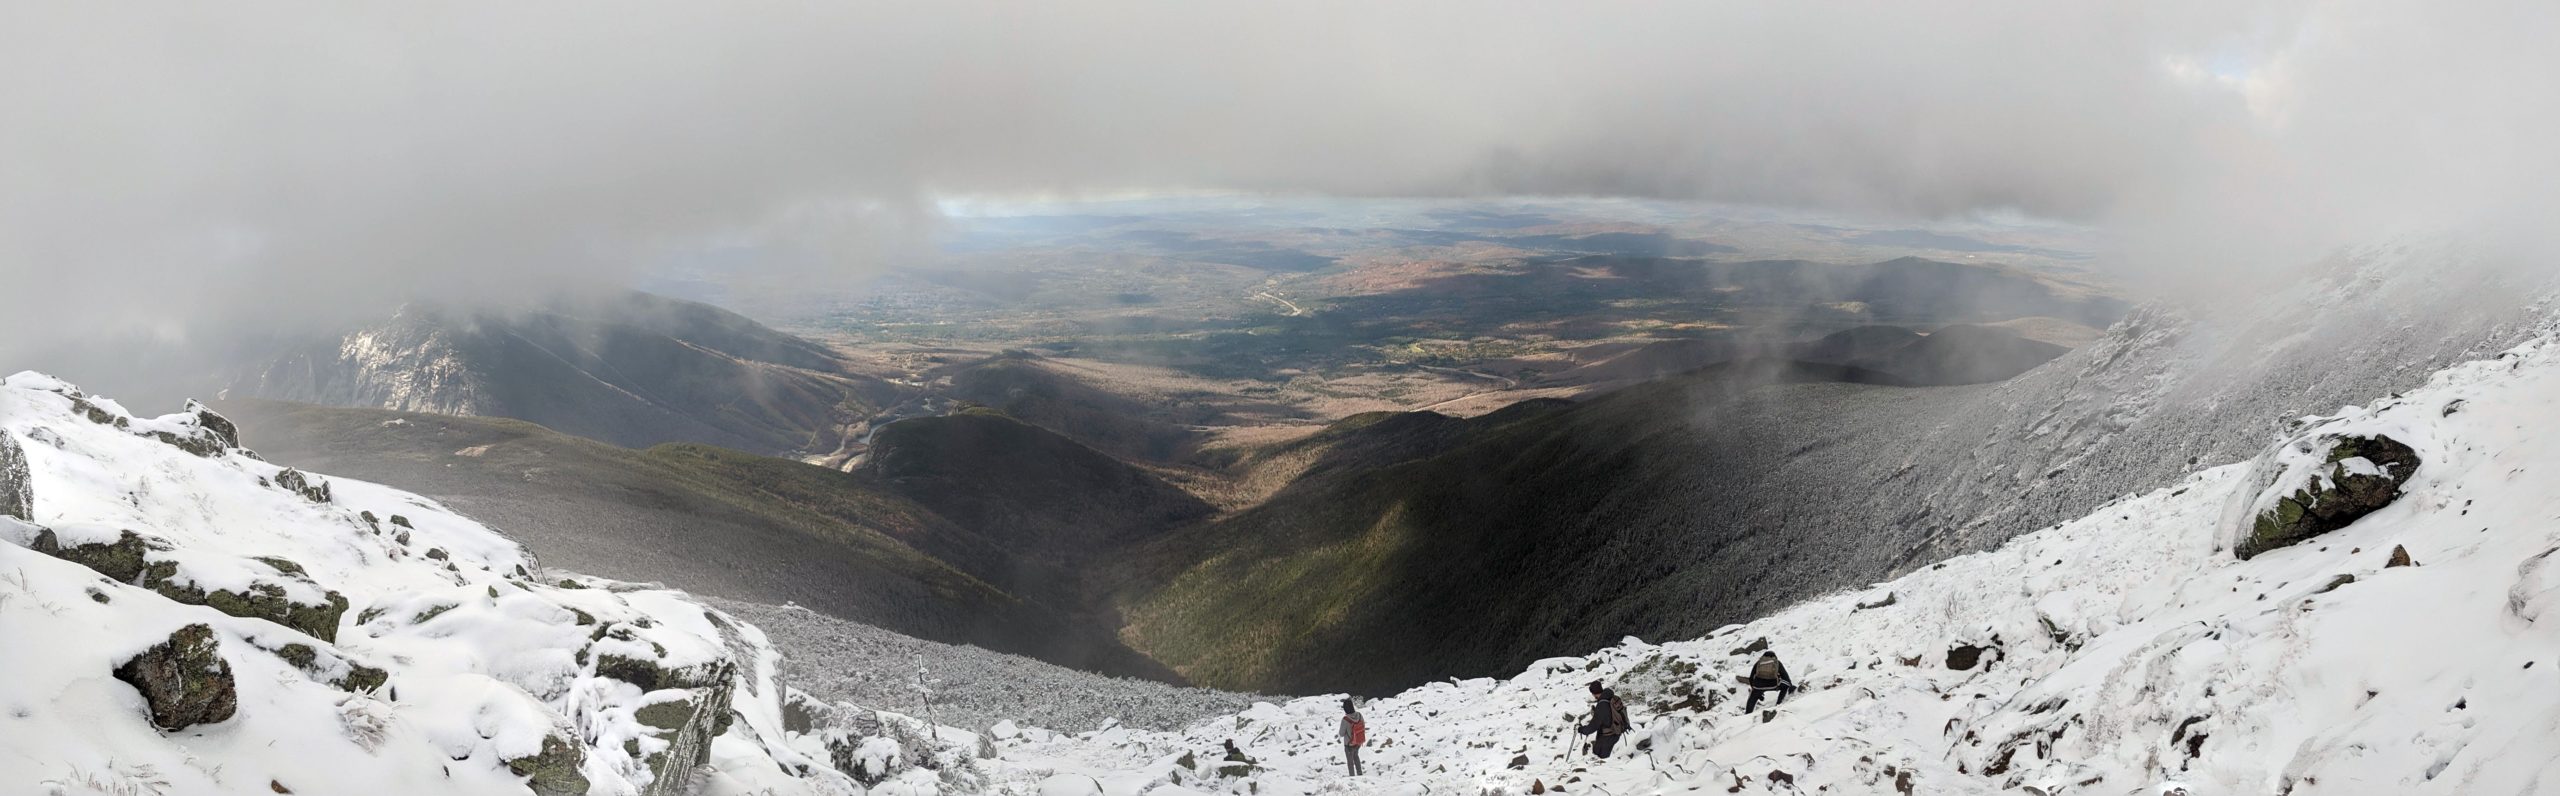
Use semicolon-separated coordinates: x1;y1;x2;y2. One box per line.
0;371;874;794
1123;245;2555;694
224;291;901;457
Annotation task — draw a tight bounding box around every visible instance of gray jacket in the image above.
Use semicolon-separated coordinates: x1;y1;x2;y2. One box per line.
1340;712;1362;745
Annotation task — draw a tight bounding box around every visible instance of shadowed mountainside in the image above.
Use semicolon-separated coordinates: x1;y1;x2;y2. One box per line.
1116;250;2548;694
218;398;1179;681
225;291;902;457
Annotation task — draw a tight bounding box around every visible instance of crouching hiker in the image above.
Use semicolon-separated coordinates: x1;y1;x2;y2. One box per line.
1743;650;1796;713
1217;739;1257;778
1576;681;1631;758
1340;698;1367;776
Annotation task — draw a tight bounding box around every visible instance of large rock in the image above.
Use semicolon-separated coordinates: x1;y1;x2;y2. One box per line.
504;731;592;796
145;401;241;458
112;623;238;731
29;530;349;642
631;670;738;796
272;468;332;504
2234;434;2421;559
0;432;28;521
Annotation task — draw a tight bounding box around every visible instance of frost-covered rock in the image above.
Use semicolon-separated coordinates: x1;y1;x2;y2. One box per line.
112;623;238;731
0;431;28;520
0;372;860;795
2229;432;2421;559
18;526;352;641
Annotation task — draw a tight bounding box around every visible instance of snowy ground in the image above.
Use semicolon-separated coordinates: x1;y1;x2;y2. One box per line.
0;374;856;795
710;597;1261;733
970;327;2560;794
6;268;2556;795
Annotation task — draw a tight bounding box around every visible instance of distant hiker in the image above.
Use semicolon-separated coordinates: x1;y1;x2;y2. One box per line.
1340;699;1367;776
1576;681;1631;759
1219;739;1257;777
1743;651;1796;712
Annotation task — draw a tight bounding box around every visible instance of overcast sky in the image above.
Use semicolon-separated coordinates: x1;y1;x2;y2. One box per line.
3;0;2556;362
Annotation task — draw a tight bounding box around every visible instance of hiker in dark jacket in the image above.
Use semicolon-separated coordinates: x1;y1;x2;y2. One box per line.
1218;739;1257;777
1576;681;1630;758
1743;651;1796;712
1339;699;1366;776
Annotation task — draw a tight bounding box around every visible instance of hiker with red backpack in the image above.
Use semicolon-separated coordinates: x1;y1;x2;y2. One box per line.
1339;698;1367;776
1576;681;1632;758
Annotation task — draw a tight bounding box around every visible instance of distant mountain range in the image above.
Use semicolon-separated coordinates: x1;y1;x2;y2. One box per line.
223;291;899;457
191;252;2545;696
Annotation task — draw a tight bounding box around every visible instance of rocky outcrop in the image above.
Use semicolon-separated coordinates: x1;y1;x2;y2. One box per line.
28;530;348;642
145;401;241;458
586;623;740;794
263;641;388;694
272;468;332;504
0;432;28;521
505;731;592;796
632;672;738;796
184;400;240;449
2236;434;2421;560
113;623;238;731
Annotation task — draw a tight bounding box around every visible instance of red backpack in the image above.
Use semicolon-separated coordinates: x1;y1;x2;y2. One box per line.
1349;716;1367;746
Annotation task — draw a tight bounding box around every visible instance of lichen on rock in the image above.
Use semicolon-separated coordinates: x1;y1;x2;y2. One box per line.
2233;433;2421;559
113;623;238;732
29;530;349;642
504;731;592;796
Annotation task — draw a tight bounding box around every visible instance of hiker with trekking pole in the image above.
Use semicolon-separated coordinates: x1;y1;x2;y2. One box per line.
1576;680;1631;759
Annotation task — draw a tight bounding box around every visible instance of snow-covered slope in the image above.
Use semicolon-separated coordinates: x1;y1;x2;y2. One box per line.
0;372;860;795
977;324;2560;794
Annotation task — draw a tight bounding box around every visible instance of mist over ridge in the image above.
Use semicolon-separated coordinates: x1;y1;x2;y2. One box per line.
5;0;2557;380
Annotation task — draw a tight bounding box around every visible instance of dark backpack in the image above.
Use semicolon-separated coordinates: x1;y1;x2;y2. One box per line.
1606;695;1631;735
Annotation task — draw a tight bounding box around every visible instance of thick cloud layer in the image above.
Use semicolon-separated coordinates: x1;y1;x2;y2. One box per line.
3;0;2554;364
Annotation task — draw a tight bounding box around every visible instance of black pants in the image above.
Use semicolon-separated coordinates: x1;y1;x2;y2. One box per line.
1590;732;1620;759
1344;744;1361;776
1746;682;1794;711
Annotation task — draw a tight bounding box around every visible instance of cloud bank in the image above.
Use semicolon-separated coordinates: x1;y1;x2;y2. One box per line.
2;0;2554;364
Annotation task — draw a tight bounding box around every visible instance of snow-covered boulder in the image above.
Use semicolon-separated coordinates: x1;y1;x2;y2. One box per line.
0;372;859;796
2225;423;2423;559
111;622;239;731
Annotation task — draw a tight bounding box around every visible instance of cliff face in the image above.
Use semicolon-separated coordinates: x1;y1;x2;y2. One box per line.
225;291;899;456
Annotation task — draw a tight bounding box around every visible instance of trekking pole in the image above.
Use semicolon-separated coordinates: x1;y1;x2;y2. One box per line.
1556;714;1573;765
